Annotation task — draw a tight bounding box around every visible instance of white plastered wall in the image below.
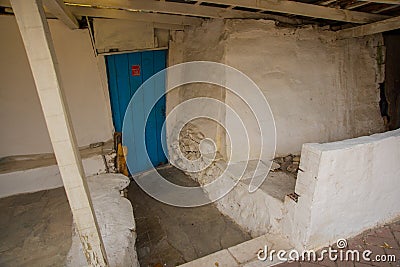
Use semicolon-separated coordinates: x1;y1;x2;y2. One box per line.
224;20;385;159
167;19;385;161
0;15;114;158
283;129;400;250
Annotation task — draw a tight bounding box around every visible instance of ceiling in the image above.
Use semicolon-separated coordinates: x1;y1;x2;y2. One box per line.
161;0;400;28
0;0;399;31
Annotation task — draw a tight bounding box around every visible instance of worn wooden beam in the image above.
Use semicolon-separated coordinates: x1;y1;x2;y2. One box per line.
1;0;391;24
337;15;400;39
66;0;303;25
197;0;389;23
66;0;274;19
0;0;199;27
357;0;400;4
43;0;79;29
68;6;203;26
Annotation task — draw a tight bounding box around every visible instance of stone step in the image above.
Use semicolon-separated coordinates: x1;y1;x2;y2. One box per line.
178;232;292;267
210;160;296;237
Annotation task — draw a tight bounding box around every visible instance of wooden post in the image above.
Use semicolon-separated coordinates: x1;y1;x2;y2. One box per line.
9;0;108;265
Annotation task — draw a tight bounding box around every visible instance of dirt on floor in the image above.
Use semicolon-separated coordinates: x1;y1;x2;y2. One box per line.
0;188;72;267
128;165;252;267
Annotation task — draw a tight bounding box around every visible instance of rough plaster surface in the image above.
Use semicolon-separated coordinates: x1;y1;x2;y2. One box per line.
167;21;227;159
167;19;385;161
224;20;385;157
282;129;400;250
66;173;138;267
0;16;113;158
93;19;155;53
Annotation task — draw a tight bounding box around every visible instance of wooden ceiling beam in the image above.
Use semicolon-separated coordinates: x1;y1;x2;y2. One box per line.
65;0;270;19
42;0;79;29
337;15;400;39
357;0;400;5
0;0;204;27
69;6;203;26
65;0;303;25
197;0;389;23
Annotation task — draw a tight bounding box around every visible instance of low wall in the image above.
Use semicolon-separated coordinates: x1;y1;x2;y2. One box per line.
283;129;400;250
0;155;108;198
66;173;138;267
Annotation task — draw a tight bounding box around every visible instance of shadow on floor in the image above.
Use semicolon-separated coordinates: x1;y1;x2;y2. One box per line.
128;165;252;267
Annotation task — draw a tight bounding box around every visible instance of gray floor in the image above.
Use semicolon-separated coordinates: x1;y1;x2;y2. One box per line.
128;166;252;267
0;188;72;267
0;166;251;267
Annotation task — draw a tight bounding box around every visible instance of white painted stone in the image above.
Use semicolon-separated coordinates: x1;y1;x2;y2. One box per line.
228;235;273;264
0;165;63;199
82;155;107;176
178;249;237;267
0;155;107;198
66;173;139;267
283;129;400;251
182;232;291;267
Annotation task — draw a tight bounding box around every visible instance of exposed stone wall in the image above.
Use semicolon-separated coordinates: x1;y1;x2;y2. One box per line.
171;123;226;186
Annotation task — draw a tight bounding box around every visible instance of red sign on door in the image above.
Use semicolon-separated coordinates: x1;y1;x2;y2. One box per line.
131;65;140;76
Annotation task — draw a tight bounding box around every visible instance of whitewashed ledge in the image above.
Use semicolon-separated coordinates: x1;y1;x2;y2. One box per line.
65;174;139;267
178;232;292;267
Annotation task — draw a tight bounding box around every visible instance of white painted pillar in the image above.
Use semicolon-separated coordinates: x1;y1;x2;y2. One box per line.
9;0;108;266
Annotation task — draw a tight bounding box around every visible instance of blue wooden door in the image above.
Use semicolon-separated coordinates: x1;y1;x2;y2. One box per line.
106;50;168;174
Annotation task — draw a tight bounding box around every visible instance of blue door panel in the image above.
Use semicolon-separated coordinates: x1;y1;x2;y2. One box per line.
114;54;131;132
106;56;122;132
153;50;168;164
141;52;158;166
105;50;168;174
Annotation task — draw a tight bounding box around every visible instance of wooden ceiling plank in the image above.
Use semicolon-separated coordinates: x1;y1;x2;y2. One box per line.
357;0;400;5
346;2;370;10
197;0;389;23
337;15;400;38
372;4;400;13
68;6;203;26
65;0;270;19
42;0;79;29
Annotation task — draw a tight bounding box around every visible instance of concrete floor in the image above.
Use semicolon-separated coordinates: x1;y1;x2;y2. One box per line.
0;188;72;267
128;165;252;267
0;173;136;267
